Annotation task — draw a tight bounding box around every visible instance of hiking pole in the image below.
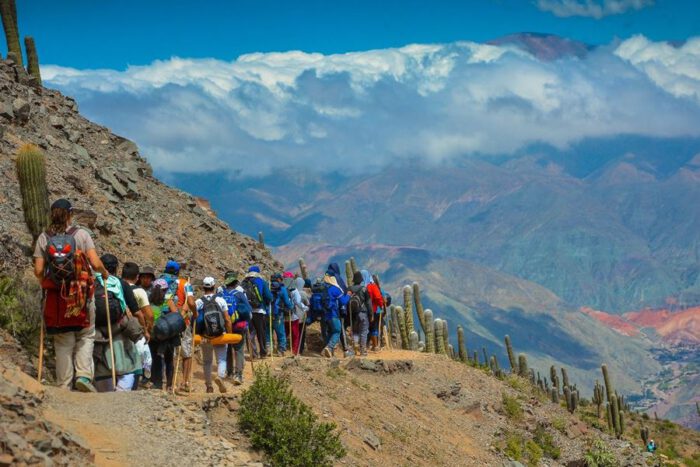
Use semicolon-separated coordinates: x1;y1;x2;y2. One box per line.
103;277;117;390
37;319;45;383
297;313;307;356
287;314;292;357
245;327;255;373
269;305;274;360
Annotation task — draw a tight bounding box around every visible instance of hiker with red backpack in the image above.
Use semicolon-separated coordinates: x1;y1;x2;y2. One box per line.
195;276;231;393
33;199;110;392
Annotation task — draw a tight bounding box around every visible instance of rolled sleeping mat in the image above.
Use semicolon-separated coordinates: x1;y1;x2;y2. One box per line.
194;333;243;346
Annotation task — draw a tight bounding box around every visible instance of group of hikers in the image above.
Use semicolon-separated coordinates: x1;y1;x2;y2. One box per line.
33;199;390;393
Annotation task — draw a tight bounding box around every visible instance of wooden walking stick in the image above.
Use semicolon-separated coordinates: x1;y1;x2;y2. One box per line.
269;305;274;360
102;277;117;389
37;319;45;383
172;345;182;394
296;313;308;356
245;327;255;372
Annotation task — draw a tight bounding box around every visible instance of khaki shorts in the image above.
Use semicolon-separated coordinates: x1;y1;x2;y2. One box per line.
181;326;193;358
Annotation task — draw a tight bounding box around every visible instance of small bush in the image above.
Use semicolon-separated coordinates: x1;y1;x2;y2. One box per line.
504;433;523;461
552;417;567;433
0;275;42;351
502;393;524;421
525;440;543;467
239;365;346;467
326;367;346;379
507;375;528;392
534;423;561;459
584;439;619;467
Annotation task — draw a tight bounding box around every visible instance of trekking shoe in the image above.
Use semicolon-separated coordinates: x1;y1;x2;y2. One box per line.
206;385;214;394
344;350;355;358
75;377;97;393
276;351;285;358
321;347;332;358
233;375;243;386
214;376;227;394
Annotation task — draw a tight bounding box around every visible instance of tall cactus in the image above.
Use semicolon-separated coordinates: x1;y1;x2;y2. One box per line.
257;231;265;246
389;305;400;347
551;388;559;403
561;367;570;389
473;350;479;366
550;366;558;392
402;285;415;337
441;319;449;354
640;426;649;446
298;258;308;280
24;36;40;84
344;261;353;287
412;282;426;335
408;330;419;351
447;344;455;360
1;0;22;66
15;144;50;241
396;306;409;350
517;354;528;378
610;394;622;439
504;335;517;374
606;403;614;432
482;347;488;368
434;319;446;354
601;364;614;404
593;380;604;418
457;325;467;363
349;256;358;275
423;309;435;353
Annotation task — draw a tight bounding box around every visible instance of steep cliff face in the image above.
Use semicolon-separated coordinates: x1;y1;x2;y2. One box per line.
0;57;279;280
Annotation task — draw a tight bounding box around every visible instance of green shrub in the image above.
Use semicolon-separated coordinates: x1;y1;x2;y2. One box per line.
326;367;346;379
525;440;543;467
502;393;524;421
239;365;346;467
552;417;567;434
584;439;619;467
0;275;42;351
504;434;523;461
533;423;561;459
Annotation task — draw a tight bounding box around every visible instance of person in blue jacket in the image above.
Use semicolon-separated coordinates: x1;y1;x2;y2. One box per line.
326;263;353;356
321;273;350;358
243;265;273;358
269;272;293;356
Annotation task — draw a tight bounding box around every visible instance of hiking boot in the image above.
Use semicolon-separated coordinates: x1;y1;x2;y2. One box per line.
321;347;332;358
214;376;227;394
276;351;285;358
75;377;97;393
206;385;214;394
233;375;243;386
344;350;355;358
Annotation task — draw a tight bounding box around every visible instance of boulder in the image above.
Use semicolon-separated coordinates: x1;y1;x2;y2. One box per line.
12;98;30;123
0;99;13;120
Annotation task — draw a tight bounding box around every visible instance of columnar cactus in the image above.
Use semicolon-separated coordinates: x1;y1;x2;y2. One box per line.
441;319;449;354
482;347;488;368
24;36;40;84
434;319;446;354
473;350;479;366
447;344;455;360
504;335;517;374
344;261;353;287
457;325;467;363
412;282;426;336
551;388;559;403
564;386;572;411
349;256;358;275
0;0;22;66
640;426;649;446
606;403;614;432
492;355;500;372
424;309;435;353
408;330;419;351
257;231;264;246
517;354;528;378
298;258;308;280
389;305;400;346
550;366;558;392
529;369;536;386
593;380;604;418
396;306;409;350
610;394;622;438
402;285;415;337
601;364;614;403
561;367;569;389
15;144;50;241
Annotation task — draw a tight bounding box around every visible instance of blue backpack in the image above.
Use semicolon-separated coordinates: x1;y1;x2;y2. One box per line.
220;288;252;320
310;281;336;319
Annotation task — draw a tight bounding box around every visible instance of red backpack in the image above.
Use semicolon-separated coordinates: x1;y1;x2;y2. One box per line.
41;228;95;330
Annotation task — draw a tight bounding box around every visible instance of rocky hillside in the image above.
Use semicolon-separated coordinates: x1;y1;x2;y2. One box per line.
0;57;278;280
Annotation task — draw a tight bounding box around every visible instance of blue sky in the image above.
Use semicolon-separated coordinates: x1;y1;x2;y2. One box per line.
17;0;700;69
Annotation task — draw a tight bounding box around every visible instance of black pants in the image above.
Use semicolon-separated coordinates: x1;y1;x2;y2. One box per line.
251;313;268;357
149;340;174;389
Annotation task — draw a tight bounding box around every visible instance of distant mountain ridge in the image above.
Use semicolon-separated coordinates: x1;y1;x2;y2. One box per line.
487;32;591;60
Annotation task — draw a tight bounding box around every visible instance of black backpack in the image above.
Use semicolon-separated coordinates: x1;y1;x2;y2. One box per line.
348;287;367;320
153;311;186;341
94;281;124;327
270;281;291;316
199;296;226;338
45;227;79;285
241;277;262;309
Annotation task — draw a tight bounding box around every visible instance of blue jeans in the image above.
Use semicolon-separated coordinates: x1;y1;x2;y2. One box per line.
268;314;287;352
323;317;342;352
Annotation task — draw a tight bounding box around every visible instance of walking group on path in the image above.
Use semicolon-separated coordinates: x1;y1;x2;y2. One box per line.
34;198;391;394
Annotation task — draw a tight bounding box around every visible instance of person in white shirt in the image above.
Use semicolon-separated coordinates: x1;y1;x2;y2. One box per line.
195;276;231;393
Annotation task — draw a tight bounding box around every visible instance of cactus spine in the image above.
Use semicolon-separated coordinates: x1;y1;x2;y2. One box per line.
344;261;353;287
408;330;419;351
601;364;614;403
457;325;467;363
412;282;426;336
402;285;415;337
434;319;446;354
423;309;435;353
298;258;308;280
24;36;40;84
396;306;409;350
504;335;517;374
15;144;49;241
349;256;358;275
517;354;528;378
1;0;22;66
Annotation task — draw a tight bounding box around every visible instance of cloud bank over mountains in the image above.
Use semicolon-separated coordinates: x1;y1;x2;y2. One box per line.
536;0;654;18
44;35;700;177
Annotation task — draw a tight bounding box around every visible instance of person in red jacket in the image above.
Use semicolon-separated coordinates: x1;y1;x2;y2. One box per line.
361;270;384;351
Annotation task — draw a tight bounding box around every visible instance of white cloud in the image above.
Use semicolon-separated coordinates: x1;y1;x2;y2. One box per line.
536;0;654;19
42;36;700;177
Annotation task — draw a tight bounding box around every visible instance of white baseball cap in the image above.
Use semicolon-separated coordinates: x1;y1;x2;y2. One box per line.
203;276;216;287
